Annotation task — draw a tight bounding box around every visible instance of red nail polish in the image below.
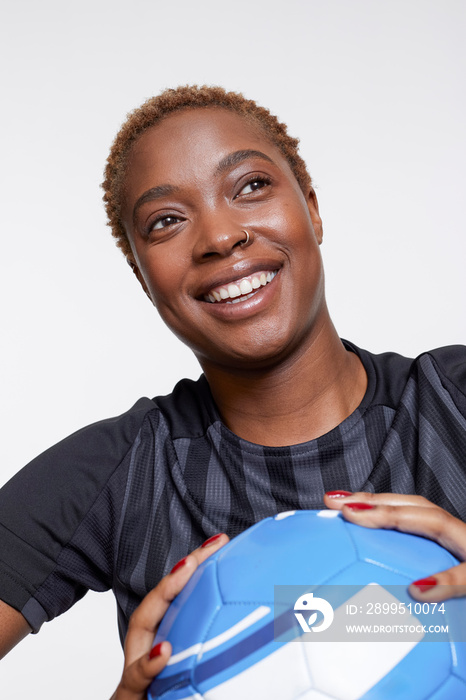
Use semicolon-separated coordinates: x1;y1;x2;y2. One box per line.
345;502;374;510
170;557;188;574
412;576;437;592
326;490;353;498
149;642;163;660
201;534;223;548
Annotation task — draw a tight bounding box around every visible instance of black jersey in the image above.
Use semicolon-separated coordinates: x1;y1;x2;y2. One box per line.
1;342;466;643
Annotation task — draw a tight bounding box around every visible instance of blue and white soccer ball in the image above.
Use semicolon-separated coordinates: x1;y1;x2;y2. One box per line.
148;510;466;699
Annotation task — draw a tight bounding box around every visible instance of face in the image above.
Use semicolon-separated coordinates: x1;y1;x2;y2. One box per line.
121;108;327;372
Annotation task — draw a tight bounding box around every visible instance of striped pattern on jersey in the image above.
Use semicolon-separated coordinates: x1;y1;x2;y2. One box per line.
9;342;466;642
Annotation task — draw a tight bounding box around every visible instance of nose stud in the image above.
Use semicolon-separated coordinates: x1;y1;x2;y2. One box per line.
241;230;250;246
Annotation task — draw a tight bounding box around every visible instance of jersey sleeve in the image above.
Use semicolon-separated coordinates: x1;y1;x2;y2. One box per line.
0;397;155;632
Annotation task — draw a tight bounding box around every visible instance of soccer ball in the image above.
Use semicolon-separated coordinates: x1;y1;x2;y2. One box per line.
148;510;466;699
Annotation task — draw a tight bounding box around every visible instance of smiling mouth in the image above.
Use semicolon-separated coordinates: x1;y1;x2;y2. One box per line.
203;270;279;304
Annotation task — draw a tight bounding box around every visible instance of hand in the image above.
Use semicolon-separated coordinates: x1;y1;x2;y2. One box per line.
110;533;229;700
323;491;466;602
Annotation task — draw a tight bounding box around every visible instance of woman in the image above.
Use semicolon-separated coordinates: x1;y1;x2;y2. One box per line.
1;86;465;699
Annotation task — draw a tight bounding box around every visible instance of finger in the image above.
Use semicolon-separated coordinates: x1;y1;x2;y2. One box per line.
124;554;197;666
117;641;172;700
409;561;466;602
189;532;230;567
338;502;466;560
324;490;437;510
125;533;229;666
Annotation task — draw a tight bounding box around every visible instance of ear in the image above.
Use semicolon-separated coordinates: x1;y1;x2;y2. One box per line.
126;257;154;303
306;187;323;245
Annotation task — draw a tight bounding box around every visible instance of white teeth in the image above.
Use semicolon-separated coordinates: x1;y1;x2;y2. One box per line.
239;279;253;294
227;291;256;304
204;270;278;303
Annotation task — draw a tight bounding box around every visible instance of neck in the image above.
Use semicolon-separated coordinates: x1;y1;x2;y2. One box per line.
200;321;367;447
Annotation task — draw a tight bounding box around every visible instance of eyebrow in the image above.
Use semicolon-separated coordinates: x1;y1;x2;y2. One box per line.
215;149;275;174
133;184;181;222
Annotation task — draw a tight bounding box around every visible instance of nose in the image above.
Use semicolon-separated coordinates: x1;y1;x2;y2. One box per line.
192;221;250;261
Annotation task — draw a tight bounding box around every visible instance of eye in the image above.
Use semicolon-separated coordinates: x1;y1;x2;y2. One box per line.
151;215;182;231
236;177;271;197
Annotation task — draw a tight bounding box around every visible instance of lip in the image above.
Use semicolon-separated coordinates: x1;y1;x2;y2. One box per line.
198;267;281;320
195;259;283;300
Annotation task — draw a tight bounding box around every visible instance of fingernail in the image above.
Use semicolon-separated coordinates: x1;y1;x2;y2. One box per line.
412;576;437;592
326;490;353;498
345;502;374;511
201;533;223;548
149;642;163;660
170;557;188;574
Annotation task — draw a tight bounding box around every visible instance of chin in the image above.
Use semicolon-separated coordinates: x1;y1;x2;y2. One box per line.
195;328;307;373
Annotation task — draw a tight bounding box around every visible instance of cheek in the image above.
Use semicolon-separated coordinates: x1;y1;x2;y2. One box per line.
258;199;318;249
138;249;202;341
139;248;188;303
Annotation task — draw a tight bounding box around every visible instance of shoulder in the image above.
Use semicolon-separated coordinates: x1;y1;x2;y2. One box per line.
2;375;213;502
345;340;466;411
8;396;158;485
421;345;466;386
0;397;159;540
416;345;466;415
153;375;218;438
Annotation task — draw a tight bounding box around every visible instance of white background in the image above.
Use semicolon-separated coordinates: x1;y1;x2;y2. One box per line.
1;0;465;697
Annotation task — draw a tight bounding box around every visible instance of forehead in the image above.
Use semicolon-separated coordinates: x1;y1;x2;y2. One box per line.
123;107;289;190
